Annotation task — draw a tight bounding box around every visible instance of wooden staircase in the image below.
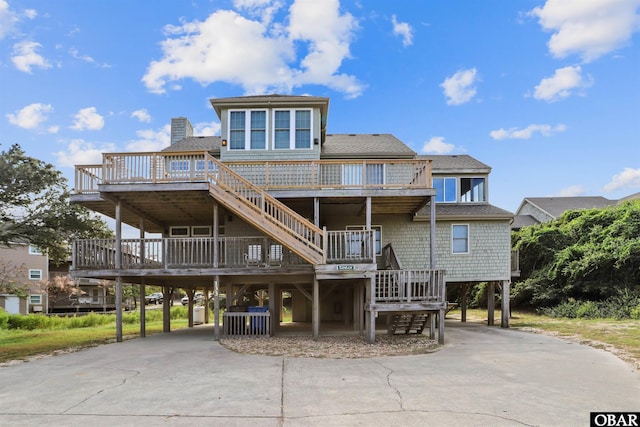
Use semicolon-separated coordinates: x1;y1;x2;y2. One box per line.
204;154;324;265
390;313;430;335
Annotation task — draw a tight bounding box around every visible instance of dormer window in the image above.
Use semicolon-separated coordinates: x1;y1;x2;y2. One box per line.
273;109;312;150
434;177;486;203
229;110;267;150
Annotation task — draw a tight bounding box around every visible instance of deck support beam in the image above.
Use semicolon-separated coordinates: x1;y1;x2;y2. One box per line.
365;274;376;344
501;280;510;328
213;276;220;340
487;281;495;326
312;278;319;338
115;201;123;343
268;282;276;336
163;285;171;332
139;220;146;338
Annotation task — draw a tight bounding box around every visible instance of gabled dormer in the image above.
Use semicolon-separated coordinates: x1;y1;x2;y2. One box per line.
210;94;329;162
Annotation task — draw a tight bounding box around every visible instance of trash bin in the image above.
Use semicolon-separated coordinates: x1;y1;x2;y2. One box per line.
193;306;205;325
248;306;269;334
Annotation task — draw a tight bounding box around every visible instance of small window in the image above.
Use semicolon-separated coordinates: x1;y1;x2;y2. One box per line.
434;177;457;203
29;245;42;255
29;294;42;304
170;160;190;172
272;109;312;150
195;160;214;171
191;226;212;237
169;226;190;237
452;224;469;254
460;177;486;202
29;269;43;280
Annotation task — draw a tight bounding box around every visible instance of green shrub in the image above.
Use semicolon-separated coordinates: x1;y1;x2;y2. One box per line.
631;305;640;320
575;301;602;319
0;308;8;329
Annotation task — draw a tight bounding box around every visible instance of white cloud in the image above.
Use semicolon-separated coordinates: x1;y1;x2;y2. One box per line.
126;125;171;152
391;15;413;47
533;65;592;102
131;109;152;123
603;167;640;192
142;0;364;98
530;0;640;62
11;40;51;73
71;107;105;131
490;123;567;140
555;185;585;197
440;68;478;106
0;0;18;39
421;136;456;154
233;0;283;23
6;103;53;129
54;139;116;167
194;121;221;136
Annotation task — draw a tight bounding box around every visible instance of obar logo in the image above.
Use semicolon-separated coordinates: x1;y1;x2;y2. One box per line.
591;413;640;427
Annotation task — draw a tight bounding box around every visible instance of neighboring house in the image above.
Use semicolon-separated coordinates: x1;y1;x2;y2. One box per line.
0;244;47;314
70;94;514;343
513;193;640;230
513;196;617;229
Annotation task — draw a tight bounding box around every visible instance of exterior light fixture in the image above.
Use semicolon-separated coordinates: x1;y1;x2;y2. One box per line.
221;139;227;146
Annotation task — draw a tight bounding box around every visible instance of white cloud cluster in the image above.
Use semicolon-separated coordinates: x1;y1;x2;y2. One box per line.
11;40;51;73
490;123;567;140
604;167;640;192
6;103;53;129
533;65;592;102
142;0;364;98
421;136;456;154
131;109;152;123
71;107;104;131
54;139;116;167
126;125;171;152
440;68;478;106
392;15;413;47
0;0;18;39
555;185;586;197
530;0;640;62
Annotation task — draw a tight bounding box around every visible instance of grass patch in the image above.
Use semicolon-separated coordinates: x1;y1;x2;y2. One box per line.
449;309;640;367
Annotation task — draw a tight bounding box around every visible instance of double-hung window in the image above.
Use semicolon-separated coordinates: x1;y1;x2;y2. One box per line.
29;269;43;280
229;110;267;150
273;109;312;149
452;224;469;254
460;177;486;202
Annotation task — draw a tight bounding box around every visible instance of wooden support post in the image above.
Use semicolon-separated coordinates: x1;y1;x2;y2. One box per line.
214;276;220;340
163;285;171;332
461;283;468;323
312;278;319;338
365;275;375;344
430;195;436;269
501;280;510;328
487;281;495;326
139;221;146;338
187;288;195;328
438;309;445;344
429;313;436;339
115;201;123;343
140;281;146;338
268;282;276;336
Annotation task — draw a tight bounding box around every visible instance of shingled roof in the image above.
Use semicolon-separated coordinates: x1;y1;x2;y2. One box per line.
162;136;220;153
516;197;615;219
415;203;514;220
418;155;491;173
321;134;416;159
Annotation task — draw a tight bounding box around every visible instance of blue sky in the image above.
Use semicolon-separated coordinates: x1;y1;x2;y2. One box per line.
1;0;639;213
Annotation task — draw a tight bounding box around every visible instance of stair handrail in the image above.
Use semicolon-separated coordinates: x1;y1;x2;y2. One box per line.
203;153;324;257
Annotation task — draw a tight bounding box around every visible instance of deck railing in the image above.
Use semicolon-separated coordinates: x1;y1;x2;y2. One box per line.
375;269;446;303
223;311;271;337
72;233;378;271
74;151;432;193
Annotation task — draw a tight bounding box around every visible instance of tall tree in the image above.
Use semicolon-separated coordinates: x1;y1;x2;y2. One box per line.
0;144;112;263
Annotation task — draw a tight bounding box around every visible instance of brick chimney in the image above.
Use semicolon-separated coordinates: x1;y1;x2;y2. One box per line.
170;117;193;145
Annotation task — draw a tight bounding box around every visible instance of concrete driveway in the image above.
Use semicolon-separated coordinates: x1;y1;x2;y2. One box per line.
0;321;638;426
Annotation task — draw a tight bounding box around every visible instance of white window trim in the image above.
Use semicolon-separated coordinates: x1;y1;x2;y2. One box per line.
460;176;487;203
271;108;313;150
29;269;43;280
434;176;458;203
29;245;42;255
451;224;469;254
29;294;42;304
228;109;268;151
169;226;190;237
191;226;212;237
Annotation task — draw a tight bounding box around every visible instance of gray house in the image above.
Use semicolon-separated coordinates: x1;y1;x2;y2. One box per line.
69;94;514;344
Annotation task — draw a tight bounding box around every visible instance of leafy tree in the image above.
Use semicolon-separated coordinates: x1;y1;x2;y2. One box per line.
512;199;640;308
0;260;30;298
0;144;112;263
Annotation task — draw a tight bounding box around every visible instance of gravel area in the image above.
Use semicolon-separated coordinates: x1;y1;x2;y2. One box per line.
219;334;440;358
